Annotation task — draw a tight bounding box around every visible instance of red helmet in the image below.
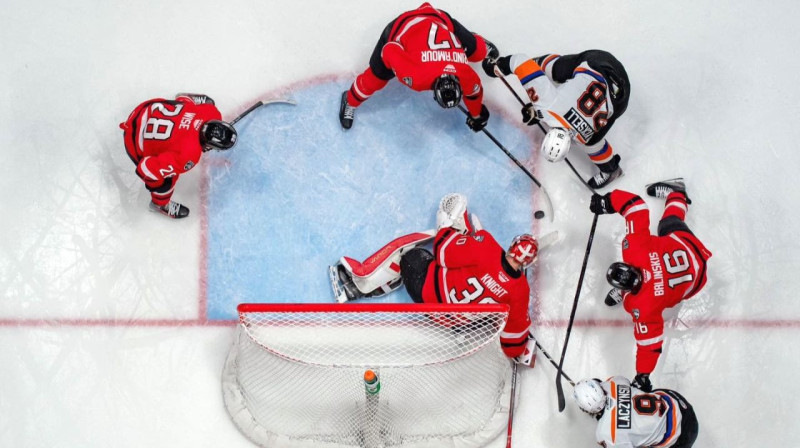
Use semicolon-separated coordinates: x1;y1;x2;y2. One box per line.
508;234;538;268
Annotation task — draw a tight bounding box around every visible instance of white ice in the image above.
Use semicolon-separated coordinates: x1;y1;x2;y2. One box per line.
1;0;799;446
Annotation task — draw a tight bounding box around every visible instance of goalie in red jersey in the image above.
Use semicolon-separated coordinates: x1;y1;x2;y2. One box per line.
590;179;712;391
330;193;558;365
338;2;496;132
120;94;237;219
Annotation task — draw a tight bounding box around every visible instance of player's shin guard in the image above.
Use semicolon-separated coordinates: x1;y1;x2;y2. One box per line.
348;68;389;107
662;192;689;221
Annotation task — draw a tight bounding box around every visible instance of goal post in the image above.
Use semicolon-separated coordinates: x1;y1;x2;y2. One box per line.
222;303;515;448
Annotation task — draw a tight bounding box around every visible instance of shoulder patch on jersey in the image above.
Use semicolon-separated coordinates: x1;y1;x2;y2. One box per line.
632;308;640;320
471;83;480;95
472;235;484;242
443;64;457;74
643;270;652;283
402;77;413;87
622;238;629;250
564;108;595;141
184;160;195;171
498;272;509;283
193;119;203;130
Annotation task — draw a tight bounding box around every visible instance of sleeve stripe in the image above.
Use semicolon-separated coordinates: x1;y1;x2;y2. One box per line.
500;328;530;339
622;203;648;218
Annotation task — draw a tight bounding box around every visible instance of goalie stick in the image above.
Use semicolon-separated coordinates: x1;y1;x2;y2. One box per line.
556;213;598;412
457;104;555;223
230;98;297;125
505;362;519;448
491;66;596;193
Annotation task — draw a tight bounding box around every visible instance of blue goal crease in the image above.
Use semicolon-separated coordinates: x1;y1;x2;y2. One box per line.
204;81;536;320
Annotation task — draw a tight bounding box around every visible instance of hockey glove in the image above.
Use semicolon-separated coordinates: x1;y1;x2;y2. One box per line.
632;373;653;392
521;104;543;126
589;193;615;215
176;93;215;105
481;40;500;78
466;105;490;132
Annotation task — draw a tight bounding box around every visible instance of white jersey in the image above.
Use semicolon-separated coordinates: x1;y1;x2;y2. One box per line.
595;376;683;448
508;53;614;161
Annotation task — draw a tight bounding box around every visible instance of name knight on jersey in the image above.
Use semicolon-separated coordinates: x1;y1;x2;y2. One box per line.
616;384;632;429
420;50;468;64
649;252;664;296
480;273;508;298
564;108;595;141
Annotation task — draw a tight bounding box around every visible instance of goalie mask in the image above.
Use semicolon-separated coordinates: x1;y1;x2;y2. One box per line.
433;74;462;109
606;261;643;293
508;234;538;268
200;120;237;151
573;379;607;415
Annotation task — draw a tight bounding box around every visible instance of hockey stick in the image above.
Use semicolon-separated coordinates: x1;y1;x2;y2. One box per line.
556;213;599;412
230;98;297;125
491;66;595;193
457;104;555;223
532;338;575;386
505;362;519;448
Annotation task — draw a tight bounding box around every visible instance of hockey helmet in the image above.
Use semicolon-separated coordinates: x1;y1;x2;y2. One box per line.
606;262;643;292
573;379;607;415
507;234;538;268
433;74;462;109
541;127;571;163
200;120;237;151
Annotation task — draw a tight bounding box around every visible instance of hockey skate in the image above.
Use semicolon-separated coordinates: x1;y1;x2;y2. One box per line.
339;91;355;130
646;178;692;203
329;263;402;303
149;201;190;219
604;288;623;307
588;166;624;189
588;154;624;189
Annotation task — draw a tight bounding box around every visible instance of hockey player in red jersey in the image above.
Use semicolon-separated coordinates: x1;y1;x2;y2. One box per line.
590;179;712;390
485;50;630;189
339;3;495;133
330;193;557;363
120;93;237;218
573;376;699;447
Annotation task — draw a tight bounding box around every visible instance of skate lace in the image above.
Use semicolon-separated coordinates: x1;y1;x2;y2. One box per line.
654;185;672;198
342;103;355;120
167;201;181;217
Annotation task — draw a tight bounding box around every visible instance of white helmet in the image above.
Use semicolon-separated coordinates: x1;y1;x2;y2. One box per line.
573;379;607;415
541;127;571;163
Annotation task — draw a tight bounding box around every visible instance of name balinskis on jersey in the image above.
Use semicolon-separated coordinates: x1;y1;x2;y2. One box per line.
564;108;594;141
421;50;468;64
616;384;632;429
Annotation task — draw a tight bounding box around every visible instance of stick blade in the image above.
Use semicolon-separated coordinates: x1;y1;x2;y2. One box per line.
556;376;566;412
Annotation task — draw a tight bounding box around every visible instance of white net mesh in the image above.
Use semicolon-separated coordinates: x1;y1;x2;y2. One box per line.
222;303;513;448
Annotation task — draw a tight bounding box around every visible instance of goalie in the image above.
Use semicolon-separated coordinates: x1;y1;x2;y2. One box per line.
330;193;557;363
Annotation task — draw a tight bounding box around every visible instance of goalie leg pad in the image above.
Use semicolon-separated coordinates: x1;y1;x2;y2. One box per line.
339;230;435;296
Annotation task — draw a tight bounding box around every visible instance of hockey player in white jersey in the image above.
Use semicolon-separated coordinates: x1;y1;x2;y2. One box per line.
485;50;630;189
573;376;698;448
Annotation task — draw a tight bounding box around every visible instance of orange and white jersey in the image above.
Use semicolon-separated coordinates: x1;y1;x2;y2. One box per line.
507;54;616;163
595;376;683;448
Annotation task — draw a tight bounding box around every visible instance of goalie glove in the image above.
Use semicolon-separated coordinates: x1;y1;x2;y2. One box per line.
436;193;473;234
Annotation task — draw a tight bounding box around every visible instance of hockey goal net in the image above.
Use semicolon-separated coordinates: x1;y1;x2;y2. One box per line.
222;303;514;448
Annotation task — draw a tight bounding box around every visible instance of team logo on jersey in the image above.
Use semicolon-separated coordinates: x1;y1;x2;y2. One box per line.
184;161;195;171
402;77;413;87
471;83;480;95
564;108;595;141
615;384;632;429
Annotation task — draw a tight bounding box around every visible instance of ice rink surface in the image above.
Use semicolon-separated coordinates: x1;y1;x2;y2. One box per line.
2;0;799;446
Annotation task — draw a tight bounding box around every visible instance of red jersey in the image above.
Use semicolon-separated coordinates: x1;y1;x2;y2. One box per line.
381;3;486;116
421;228;532;357
609;190;712;374
121;96;221;185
